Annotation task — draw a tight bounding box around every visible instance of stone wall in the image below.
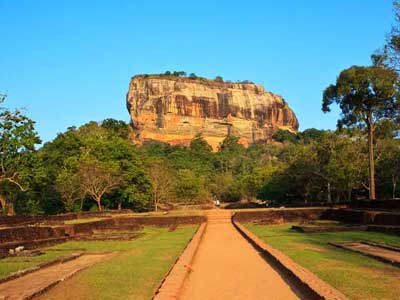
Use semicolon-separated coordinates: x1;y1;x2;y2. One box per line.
232;209;327;224
0;226;66;244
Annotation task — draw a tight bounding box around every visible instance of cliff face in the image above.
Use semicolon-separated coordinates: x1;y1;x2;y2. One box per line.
126;75;299;150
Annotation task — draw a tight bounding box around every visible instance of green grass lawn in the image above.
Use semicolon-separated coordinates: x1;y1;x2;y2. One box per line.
246;223;400;300
35;225;197;300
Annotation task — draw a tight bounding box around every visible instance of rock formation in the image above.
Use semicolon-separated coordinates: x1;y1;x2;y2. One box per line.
126;75;299;150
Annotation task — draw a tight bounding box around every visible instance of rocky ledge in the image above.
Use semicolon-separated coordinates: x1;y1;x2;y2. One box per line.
126;75;299;150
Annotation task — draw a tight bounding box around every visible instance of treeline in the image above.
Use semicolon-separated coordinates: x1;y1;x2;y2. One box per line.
1;92;400;216
142;71;253;84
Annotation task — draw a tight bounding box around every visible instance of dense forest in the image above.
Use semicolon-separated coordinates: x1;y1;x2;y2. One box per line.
1;96;400;216
1;2;400;216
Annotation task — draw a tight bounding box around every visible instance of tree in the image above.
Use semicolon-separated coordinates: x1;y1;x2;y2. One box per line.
284;144;321;203
0;95;41;214
374;119;400;140
148;159;175;211
209;172;234;201
216;135;245;173
173;71;186;77
376;1;400;70
323;134;368;201
190;133;212;154
39;121;151;213
55;163;82;212
240;167;275;201
323;66;400;200
100;118;129;139
78;157;122;211
272;129;298;143
175;169;208;204
300;128;326;144
189;73;198;79
215;76;224;82
376;138;400;198
219;135;244;153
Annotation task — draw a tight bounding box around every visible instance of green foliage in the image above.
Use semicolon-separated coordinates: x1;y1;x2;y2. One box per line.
190;133;212;154
377;0;400;70
3;94;400;215
218;135;244;154
300;128;326;143
376;138;400;198
374;119;400;139
148;158;175;211
175;169;209;203
272;129;298;143
214;75;224;82
100;118;129;139
32;121;152;213
0;96;41;214
322;66;399;129
258;133;370;203
323;65;400;200
173;71;186;77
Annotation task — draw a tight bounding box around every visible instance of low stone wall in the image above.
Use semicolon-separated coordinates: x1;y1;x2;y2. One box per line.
0;226;66;243
367;225;400;235
232;208;327;224
0;215;74;227
373;212;400;226
322;209;400;226
0;210;133;227
64;219;117;236
131;215;206;227
1;215;206;244
321;209;373;224
350;200;400;210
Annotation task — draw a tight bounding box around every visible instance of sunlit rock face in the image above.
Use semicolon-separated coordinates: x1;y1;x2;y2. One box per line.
126;75;299;150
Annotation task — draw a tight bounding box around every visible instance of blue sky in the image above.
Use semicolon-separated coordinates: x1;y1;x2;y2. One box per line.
0;0;394;143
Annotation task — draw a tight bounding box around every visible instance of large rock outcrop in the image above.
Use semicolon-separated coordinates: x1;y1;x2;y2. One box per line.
126;75;299;150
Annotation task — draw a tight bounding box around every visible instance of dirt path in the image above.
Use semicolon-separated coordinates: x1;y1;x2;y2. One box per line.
180;210;303;300
0;253;111;300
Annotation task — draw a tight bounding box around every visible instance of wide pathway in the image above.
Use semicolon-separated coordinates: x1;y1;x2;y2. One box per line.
180;210;303;300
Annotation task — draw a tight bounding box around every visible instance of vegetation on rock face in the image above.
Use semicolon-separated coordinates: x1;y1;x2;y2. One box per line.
138;71;252;84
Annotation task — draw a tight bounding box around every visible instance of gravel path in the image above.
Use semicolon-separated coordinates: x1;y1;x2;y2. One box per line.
180;210;303;300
